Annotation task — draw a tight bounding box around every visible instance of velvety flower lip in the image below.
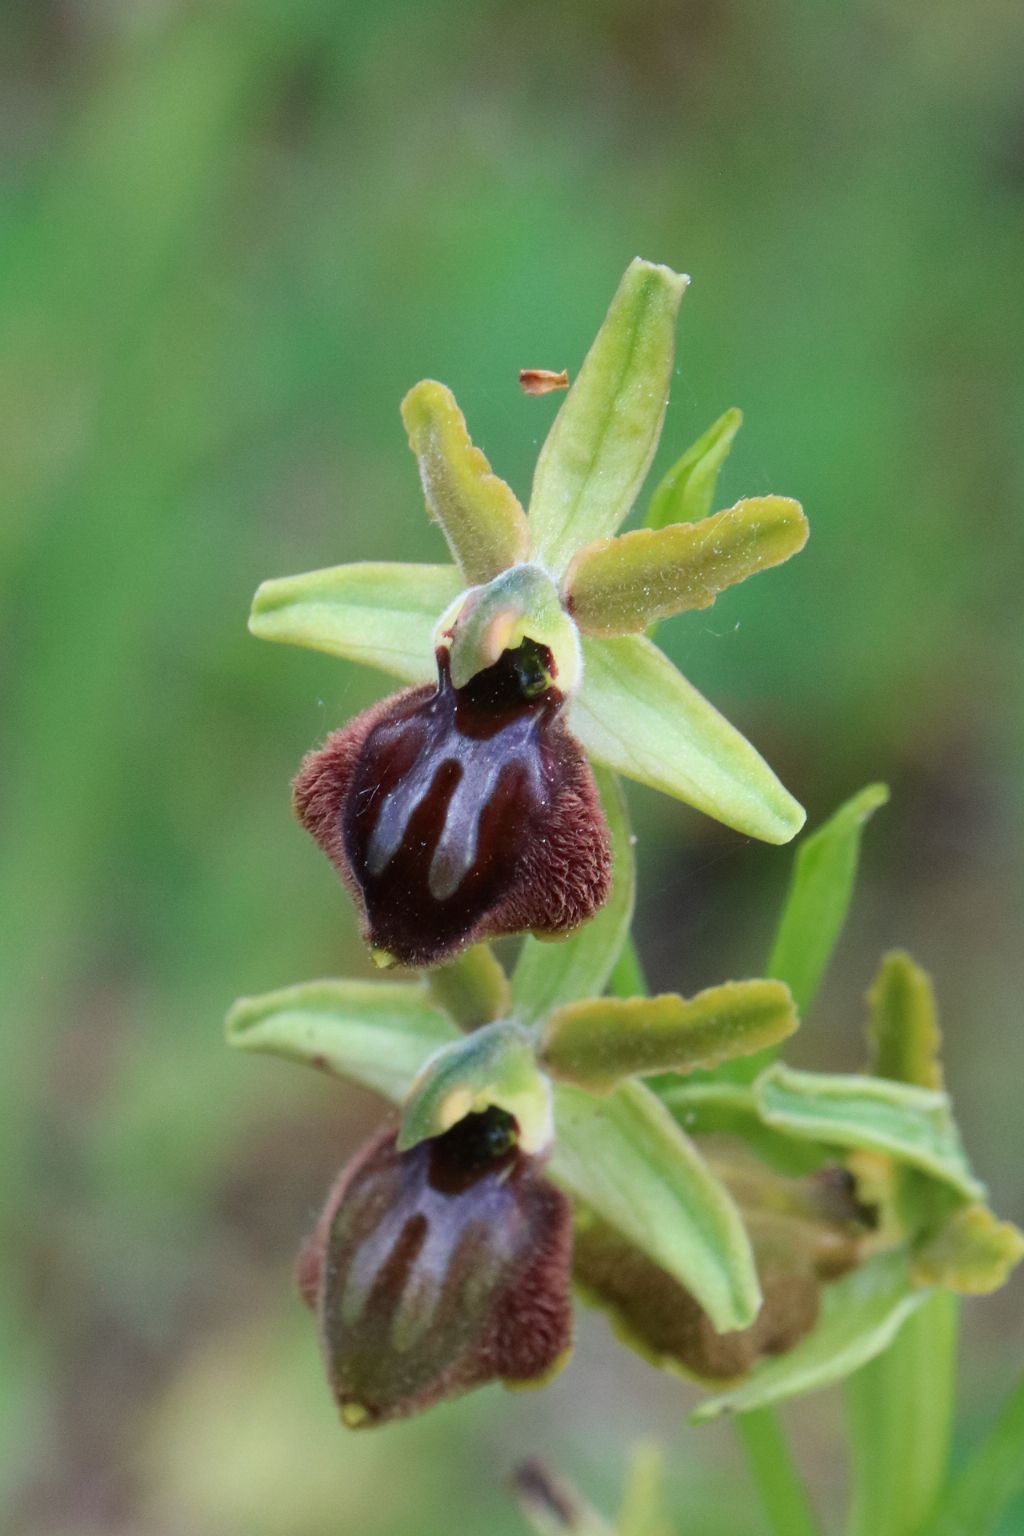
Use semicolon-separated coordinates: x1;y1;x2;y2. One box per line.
293;637;611;968
297;1108;573;1427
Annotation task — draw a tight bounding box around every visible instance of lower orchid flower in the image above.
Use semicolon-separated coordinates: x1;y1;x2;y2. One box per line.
228;784;1022;1429
296;1107;572;1427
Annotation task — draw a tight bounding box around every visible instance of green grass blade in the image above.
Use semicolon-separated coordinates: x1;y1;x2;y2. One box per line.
845;1291;959;1536
767;784;890;1014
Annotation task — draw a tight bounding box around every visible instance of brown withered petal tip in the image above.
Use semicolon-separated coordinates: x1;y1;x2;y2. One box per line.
299;1112;574;1426
292;645;611;968
572;1215;821;1384
519;368;569;396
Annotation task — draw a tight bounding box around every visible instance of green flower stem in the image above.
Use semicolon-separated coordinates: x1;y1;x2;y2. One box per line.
916;1367;1024;1536
735;1407;822;1536
844;1291;958;1536
607;930;818;1535
608;932;647;998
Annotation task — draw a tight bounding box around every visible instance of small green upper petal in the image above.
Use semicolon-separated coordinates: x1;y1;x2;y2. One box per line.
401;379;530;584
541;981;799;1093
866;950;943;1091
564;497;808;637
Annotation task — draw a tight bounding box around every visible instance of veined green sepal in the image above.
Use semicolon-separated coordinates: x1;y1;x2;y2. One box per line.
249;561;462;683
529;258;689;575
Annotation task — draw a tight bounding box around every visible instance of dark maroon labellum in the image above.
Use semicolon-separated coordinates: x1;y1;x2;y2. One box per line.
293;640;611;966
299;1110;573;1426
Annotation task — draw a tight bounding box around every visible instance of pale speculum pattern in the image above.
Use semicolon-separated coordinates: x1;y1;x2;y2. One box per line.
343;645;565;962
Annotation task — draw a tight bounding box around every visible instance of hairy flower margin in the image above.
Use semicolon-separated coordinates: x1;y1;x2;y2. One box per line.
229;263;1022;1431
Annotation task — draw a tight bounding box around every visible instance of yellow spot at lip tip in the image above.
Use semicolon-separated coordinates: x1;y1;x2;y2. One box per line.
341;1401;370;1428
370;947;397;970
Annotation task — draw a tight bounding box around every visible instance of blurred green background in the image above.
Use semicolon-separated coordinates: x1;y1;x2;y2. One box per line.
3;1;1023;1532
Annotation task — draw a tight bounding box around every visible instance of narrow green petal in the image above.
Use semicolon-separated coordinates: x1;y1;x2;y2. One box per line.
693;1250;927;1421
565;498;808;637
754;1065;983;1200
646;407;742;530
511;767;635;1024
867;949;943;1090
570;635;805;844
225;978;458;1100
541;981;798;1093
766;783;889;1015
397;1020;552;1155
401;379;529;583
248;561;462;683
551;1079;761;1333
661;1081;832;1177
528;259;688;576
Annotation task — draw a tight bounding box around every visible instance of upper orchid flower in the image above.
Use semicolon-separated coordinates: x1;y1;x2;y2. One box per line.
250;259;809;965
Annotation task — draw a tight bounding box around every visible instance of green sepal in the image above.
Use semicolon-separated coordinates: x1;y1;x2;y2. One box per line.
911;1204;1024;1295
692;1249;928;1421
570;634;805;844
512;767;634;1024
248;561;461;683
225;978;457;1099
400;379;530;584
425;944;510;1032
540;980;798;1093
564;498;807;638
754;1064;984;1200
398;1020;553;1155
438;563;580;692
646;407;742;530
552;1079;761;1334
659;1081;833;1177
867;949;943;1090
766;783;889;1015
528;259;689;576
